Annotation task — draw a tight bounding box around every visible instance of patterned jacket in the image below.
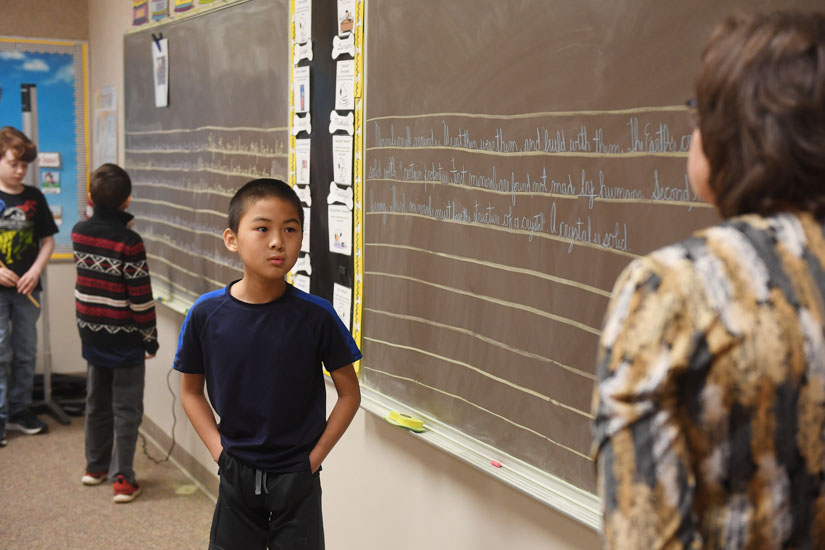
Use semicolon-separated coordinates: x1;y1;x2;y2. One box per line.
71;208;158;355
592;211;825;549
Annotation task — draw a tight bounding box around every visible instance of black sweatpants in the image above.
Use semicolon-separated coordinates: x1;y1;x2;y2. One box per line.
210;451;324;550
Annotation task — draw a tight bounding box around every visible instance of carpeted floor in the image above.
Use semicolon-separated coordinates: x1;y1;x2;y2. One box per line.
0;411;214;549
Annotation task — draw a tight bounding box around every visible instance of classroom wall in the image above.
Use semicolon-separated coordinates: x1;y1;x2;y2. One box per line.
0;0;89;41
80;2;600;548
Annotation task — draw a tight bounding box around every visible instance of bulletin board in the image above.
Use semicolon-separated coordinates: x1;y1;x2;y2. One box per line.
0;38;89;256
287;0;365;347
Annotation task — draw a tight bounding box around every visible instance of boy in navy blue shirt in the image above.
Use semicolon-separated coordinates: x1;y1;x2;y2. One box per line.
175;179;361;550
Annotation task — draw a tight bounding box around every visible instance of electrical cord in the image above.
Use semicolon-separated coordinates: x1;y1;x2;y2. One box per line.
138;366;177;464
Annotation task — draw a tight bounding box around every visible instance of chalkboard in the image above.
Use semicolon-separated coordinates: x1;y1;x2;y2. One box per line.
124;0;289;310
360;0;816;502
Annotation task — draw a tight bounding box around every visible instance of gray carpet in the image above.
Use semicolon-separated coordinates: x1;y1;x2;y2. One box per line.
0;412;214;549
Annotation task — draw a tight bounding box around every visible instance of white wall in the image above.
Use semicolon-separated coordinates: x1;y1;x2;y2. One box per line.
78;1;602;548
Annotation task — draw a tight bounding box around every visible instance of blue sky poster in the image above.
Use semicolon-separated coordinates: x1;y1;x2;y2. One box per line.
0;46;84;252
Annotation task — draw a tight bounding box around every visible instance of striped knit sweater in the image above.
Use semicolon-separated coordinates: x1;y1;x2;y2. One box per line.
71;208;158;355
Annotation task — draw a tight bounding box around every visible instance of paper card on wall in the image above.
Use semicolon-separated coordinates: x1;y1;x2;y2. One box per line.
93;86;118;169
301;206;311;253
332;135;353;186
294;0;312;44
40;170;61;194
152;38;169;108
296;138;311;184
38;152;61;168
294;274;311;294
337;0;356;37
328;204;352;256
291;253;312;276
94;85;117;111
294;41;313;65
335;60;355;111
293;66;310;114
49;205;63;227
332;283;352;329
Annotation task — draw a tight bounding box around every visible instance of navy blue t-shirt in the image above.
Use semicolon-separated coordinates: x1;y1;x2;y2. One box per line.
173;282;362;472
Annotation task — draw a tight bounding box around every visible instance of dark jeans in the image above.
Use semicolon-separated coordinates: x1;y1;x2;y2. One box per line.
210;451;324;550
0;290;41;421
85;363;145;483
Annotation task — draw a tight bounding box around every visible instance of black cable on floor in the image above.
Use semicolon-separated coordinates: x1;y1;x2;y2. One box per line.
139;367;176;464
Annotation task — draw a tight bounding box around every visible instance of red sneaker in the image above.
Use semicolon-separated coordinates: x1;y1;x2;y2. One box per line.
113;474;142;503
81;471;107;485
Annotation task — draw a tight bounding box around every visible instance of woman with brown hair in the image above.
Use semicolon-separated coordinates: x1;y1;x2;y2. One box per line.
592;11;825;549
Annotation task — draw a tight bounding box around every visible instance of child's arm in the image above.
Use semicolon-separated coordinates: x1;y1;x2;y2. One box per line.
180;373;222;462
309;364;360;473
17;235;54;295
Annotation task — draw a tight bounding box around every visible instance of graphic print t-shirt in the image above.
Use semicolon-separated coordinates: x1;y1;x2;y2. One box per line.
0;186;58;292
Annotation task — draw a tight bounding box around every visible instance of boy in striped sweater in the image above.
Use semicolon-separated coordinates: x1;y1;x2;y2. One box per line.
71;164;158;503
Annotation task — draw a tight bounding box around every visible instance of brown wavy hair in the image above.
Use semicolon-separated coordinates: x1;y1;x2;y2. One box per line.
0;126;37;163
696;10;825;218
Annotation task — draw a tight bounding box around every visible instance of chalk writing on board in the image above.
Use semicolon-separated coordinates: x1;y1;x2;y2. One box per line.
369;157;706;209
374;115;692;157
126;126;289;301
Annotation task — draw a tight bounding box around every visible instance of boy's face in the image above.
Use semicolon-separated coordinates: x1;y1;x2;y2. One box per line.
223;196;303;284
0;150;29;190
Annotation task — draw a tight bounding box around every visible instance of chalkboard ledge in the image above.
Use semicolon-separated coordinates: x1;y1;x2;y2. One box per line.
356;383;602;531
154;292;191;317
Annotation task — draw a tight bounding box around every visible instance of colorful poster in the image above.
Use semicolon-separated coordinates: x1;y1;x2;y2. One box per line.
328;204;352;256
151;0;168;21
133;0;149;26
0;44;85;250
174;0;195;13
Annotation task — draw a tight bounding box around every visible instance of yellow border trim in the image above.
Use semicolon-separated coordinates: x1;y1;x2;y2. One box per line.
0;37;78;47
352;0;365;374
288;0;296;188
286;0;297;290
82;43;90;197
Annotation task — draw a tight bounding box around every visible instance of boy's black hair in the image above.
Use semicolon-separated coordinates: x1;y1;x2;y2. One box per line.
90;164;132;210
227;178;304;233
